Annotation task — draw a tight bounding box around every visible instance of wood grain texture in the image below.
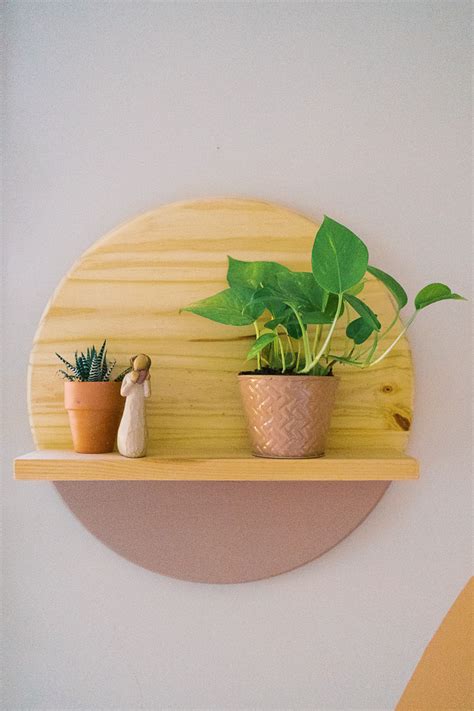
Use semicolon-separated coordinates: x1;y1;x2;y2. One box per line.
15;449;419;481
26;198;415;475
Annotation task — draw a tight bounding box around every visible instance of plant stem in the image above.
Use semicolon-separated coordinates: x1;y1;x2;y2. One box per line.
269;337;275;368
312;325;322;355
358;310;400;359
300;293;343;373
288;305;311;370
366;312;416;367
277;334;286;373
253;321;261;370
363;333;378;365
281;327;295;368
342;305;351;357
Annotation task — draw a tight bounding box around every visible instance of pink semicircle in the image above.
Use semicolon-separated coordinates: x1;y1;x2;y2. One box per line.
54;480;390;584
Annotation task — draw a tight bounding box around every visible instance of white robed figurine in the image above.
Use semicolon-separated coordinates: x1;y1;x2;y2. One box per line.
117;354;152;458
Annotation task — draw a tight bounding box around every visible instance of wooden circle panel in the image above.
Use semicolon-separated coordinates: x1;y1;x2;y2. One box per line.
29;198;413;582
29;198;413;455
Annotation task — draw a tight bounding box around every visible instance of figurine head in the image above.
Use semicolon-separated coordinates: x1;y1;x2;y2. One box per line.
130;353;151;384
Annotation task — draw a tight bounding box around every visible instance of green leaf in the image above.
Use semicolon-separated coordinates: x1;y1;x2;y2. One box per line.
227;257;290;291
264;317;283;330
248;286;285;318
264;308;303;339
312;215;369;294
249;270;326;318
182;286;264;326
344;293;381;331
346;317;374;345
320;293;345;320
275;270;326;311
261;270;342;329
367;265;408;309
302;309;334;325
246;332;277;360
414;283;466;310
345;279;366;296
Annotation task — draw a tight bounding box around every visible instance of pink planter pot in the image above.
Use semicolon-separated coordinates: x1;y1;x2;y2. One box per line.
238;374;339;458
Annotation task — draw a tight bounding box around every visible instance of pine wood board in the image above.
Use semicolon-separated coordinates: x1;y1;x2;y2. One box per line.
15;449;419;481
25;198;416;477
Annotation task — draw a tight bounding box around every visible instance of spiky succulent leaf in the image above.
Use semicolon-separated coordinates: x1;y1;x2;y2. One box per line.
101;351;111;379
57;369;75;381
55;352;75;372
101;359;108;379
78;353;90;379
55;352;83;380
88;346;97;374
56;342;123;382
88;353;101;381
104;359;116;381
74;352;88;380
97;340;107;376
114;366;131;382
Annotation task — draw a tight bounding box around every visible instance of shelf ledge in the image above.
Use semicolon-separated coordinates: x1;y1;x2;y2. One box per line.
14;449;419;481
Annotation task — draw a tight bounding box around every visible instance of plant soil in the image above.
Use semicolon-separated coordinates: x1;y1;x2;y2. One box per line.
238;368;334;376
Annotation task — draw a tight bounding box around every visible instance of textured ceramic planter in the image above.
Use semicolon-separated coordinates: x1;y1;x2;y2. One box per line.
64;381;125;454
238;374;339;458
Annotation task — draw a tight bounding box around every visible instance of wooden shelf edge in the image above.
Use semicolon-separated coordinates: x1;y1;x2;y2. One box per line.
14;449;420;481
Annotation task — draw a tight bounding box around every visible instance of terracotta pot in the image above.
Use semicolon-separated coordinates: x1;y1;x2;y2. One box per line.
238;374;339;458
64;381;125;454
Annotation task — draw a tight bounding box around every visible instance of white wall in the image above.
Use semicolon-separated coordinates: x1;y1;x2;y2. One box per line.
2;2;471;709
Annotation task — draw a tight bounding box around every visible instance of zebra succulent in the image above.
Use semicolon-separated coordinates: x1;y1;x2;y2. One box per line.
56;340;131;382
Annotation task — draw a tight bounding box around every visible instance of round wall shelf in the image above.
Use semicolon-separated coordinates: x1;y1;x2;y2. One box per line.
21;198;415;583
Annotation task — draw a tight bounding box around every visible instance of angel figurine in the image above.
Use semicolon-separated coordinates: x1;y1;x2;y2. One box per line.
117;354;152;458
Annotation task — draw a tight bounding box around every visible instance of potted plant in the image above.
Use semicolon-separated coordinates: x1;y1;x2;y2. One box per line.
56;341;130;454
182;216;465;458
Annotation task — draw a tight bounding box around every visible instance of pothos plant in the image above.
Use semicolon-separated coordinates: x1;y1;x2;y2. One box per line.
182;217;465;375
